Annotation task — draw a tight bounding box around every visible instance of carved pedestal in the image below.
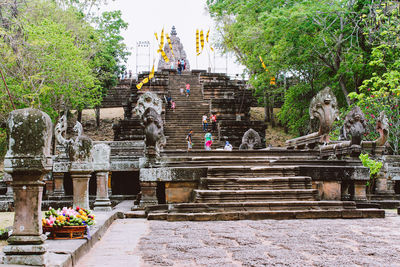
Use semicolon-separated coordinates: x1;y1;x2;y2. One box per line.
3;177;48;266
71;171;91;210
2;108;52;266
94;172;112;211
322;181;341;200
52;172;65;196
354;181;367;201
139;182;158;207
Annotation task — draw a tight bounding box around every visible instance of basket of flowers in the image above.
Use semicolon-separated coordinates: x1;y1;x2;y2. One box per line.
42;206;95;239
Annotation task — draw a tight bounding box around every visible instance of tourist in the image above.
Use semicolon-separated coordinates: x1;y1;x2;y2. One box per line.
124;70;128;80
181;59;185;70
202;114;208;132
210;113;217;132
167;95;172;110
129;70;132;79
204;130;213;151
186;83;190;97
186;129;193;151
171;101;176;112
177;60;182;74
224;141;233;151
180;86;184;95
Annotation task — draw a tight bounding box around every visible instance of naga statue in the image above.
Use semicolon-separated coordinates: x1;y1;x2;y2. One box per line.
340;106;367;146
133;92;166;154
375;111;389;146
55;115;93;164
309;87;340;144
239;129;262;150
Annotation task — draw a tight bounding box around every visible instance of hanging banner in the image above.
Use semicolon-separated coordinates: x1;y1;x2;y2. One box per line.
166;33;174;57
196;29;200;55
157;28;165;53
161;50;169;62
200;30;205;53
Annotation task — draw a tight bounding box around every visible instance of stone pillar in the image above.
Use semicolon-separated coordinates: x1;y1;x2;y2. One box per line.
94;171;112;211
354;181;367;201
139;182;158;207
108;172;112;196
71;171;91;210
4;173;13;197
92;143;112;211
52;172;65;196
2;108;52;266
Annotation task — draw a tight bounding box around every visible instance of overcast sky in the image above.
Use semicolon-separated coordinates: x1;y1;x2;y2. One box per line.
99;0;245;76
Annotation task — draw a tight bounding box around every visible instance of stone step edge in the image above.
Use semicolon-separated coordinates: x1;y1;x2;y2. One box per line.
195;189;318;194
147;209;385;221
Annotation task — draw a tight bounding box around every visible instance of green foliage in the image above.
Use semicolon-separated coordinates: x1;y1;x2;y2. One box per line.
0;0;129;122
0;128;6;158
359;153;383;180
206;0;382;136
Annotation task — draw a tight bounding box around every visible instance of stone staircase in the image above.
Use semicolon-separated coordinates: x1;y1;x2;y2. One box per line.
164;73;213;150
145;152;384;221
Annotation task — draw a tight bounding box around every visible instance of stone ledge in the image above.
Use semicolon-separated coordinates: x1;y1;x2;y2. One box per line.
0;200;132;267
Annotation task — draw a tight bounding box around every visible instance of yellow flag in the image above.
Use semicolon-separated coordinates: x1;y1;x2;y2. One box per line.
196;29;200;55
206;29;210;43
142;78;149;84
200;30;205;53
210;46;214;52
166;33;174;57
136;82;143;90
259;56;268;71
270;77;276;85
161;50;169;62
148;63;155;80
154;32;158;41
157;28;165;53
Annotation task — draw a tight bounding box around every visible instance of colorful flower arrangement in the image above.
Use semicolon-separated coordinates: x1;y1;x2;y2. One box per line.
42;206;95;227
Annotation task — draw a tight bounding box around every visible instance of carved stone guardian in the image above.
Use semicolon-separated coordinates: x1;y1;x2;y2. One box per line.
52;114;69;196
341;106;367;146
239;129;262;150
92;143;112;211
2;108;53;266
375;111;389;146
55;116;94;209
134;91;166;162
309;87;339;144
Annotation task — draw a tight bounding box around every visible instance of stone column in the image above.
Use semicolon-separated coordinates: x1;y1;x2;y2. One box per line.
2;108;52;266
354;181;367;201
94;171;112;211
108;172;112;196
92;143;112;211
52;172;65;196
71;171;92;209
139;182;158;207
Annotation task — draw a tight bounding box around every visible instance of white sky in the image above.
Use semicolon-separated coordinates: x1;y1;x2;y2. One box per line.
99;0;245;76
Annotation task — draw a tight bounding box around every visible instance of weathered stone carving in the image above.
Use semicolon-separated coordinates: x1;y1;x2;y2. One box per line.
375;111;389;146
239;129;262;150
54;116;93;209
3;108;53;266
340;106;366;146
309;87;339;143
134;92;166;154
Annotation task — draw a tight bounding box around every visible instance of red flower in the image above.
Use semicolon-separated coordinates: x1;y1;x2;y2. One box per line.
390;123;393;126
366;106;369;109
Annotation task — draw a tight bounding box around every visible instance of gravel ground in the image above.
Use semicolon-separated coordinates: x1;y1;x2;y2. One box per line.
138;210;400;267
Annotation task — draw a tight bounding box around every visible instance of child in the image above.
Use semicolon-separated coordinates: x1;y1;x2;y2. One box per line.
204;130;213;151
186;83;190;97
171;101;176;112
224;141;233;151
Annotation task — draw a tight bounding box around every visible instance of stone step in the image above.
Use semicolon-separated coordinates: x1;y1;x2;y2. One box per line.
207;166;299;177
201;176;312;190
165;201;356;213
124;210;147;218
147;209;385;221
194;189;318;202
